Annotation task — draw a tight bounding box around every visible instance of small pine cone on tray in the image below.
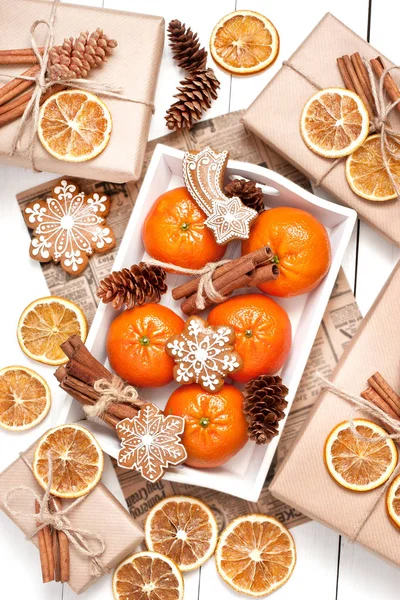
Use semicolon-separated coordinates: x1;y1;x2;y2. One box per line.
165;68;220;131
225;179;265;214
243;375;289;444
47;28;118;81
97;262;167;310
168;19;207;73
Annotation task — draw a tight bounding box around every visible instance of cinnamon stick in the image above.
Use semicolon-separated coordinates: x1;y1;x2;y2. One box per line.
361;387;399;420
370;56;400;113
337;57;356;93
52;529;61;582
0;47;44;57
61;335;111;379
0;88;35;115
172;246;273;300
0;54;39;64
0;83;64;127
0;65;39;105
342;55;374;118
351;53;376;113
50;498;69;583
35;500;53;583
368;372;400;416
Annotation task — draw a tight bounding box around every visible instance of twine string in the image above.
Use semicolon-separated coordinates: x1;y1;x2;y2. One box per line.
283;59;400;196
4;452;108;577
317;373;400;542
0;0;155;169
145;257;231;310
85;375;142;419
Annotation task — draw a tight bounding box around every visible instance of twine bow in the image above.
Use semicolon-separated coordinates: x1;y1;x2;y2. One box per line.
283;58;400;198
4;453;107;578
146;257;231;310
84;375;142;419
318;373;400;541
0;0;155;169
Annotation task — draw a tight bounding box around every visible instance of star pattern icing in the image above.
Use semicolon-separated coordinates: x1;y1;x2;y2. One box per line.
116;404;187;482
205;197;258;244
166;316;243;392
24;179;115;275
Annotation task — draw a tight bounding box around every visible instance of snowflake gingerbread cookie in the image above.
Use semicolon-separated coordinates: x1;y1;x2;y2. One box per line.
166;316;243;391
116;403;187;482
23;179;116;276
182;146;258;244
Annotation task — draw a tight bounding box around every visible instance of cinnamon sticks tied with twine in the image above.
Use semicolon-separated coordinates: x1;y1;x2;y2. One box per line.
172;246;279;316
361;372;400;421
35;498;69;583
54;335;144;429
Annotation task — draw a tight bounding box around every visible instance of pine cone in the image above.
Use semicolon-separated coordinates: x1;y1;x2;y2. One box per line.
47;28;118;81
243;375;289;444
225;179;265;214
97;262;167;310
165;68;220;131
168;19;207;73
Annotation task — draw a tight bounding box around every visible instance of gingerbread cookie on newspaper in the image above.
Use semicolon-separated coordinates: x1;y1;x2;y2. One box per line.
24;179;115;276
166;315;243;391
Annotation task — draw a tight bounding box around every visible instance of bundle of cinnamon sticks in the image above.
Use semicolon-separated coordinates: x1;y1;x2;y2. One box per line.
361;372;400;421
55;335;143;429
172;246;279;316
337;52;400;118
36;498;69;583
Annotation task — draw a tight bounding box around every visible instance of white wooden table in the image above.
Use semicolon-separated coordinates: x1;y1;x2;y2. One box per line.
1;1;400;598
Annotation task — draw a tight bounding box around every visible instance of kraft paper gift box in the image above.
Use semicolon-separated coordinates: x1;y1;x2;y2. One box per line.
270;261;400;567
242;13;400;246
0;441;144;594
0;0;164;183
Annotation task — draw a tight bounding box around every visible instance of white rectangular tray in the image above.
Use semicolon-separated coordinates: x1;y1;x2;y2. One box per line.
59;143;356;501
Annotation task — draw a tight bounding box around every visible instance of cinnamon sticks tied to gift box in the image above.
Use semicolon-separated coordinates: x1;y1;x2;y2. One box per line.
55;335;144;429
337;52;400;118
361;372;400;420
172;246;279;316
35;498;69;583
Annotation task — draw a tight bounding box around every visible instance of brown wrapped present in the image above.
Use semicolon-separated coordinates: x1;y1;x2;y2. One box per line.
0;441;143;594
243;13;400;246
0;0;164;183
270;261;400;567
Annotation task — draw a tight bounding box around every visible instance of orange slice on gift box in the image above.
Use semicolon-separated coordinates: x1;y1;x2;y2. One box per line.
386;474;400;527
300;88;369;158
112;551;184;600
215;514;296;597
17;296;87;366
346;133;400;201
38;90;112;162
324;419;397;492
33;424;104;498
144;496;218;571
210;10;279;75
0;366;51;431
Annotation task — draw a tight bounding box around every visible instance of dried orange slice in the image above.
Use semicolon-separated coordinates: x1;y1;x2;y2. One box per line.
144;496;218;571
300;88;369;158
324;419;397;492
17;296;87;366
38;90;112;162
210;10;279;75
215;514;296;597
112;551;184;600
0;366;51;431
33;424;103;498
346;133;400;201
386;473;400;527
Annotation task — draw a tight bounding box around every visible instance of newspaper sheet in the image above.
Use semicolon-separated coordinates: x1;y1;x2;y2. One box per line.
17;110;362;529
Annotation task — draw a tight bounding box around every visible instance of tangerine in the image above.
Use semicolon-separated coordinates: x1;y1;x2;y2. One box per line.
107;304;184;388
208;294;291;382
142;187;226;270
242;207;331;297
164;384;248;468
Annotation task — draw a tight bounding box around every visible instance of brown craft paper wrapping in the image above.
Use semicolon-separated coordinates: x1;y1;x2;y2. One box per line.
243;13;400;246
0;442;144;594
0;0;164;183
270;260;400;567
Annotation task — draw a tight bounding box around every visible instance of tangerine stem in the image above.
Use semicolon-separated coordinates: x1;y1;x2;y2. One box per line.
140;336;150;346
199;417;209;428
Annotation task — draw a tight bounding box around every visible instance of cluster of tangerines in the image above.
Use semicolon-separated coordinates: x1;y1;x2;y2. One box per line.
106;186;332;469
